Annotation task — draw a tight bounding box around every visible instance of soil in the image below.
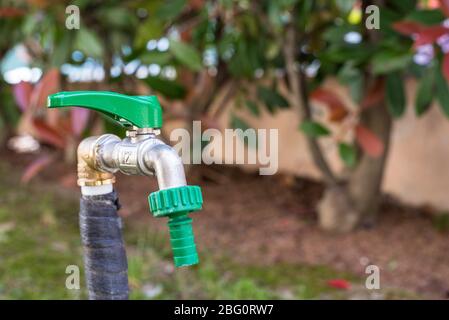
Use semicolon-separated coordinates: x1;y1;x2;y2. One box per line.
3;150;449;299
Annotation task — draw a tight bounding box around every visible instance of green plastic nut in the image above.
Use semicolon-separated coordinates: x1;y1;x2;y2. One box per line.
149;185;203;217
47;91;163;128
149;186;203;267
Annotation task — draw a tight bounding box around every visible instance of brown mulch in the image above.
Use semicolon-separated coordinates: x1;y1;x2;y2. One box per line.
4;151;449;299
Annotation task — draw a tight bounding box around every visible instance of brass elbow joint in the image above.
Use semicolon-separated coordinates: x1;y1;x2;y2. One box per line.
77;135;118;186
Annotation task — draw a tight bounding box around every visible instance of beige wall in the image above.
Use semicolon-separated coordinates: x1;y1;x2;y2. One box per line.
384;80;449;210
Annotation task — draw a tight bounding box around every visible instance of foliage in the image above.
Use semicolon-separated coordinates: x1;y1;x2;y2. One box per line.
293;0;449;166
1;0;449;180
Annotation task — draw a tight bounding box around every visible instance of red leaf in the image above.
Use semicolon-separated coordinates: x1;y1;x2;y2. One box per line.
414;25;449;47
327;279;351;290
361;78;385;109
21;154;54;183
30;68;60;109
32;119;66;149
392;21;424;35
13;82;33;111
355;125;384;158
71;108;90;136
200;115;222;131
443;53;449;83
189;0;204;10
392;20;449;46
0;7;25;17
439;0;449;17
310;88;349;122
59;172;77;188
59;117;74;136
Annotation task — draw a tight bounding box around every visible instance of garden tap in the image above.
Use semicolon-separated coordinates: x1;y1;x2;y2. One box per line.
48;91;203;268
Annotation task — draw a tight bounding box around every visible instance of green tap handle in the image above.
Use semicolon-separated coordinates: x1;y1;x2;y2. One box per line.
47;91;163;128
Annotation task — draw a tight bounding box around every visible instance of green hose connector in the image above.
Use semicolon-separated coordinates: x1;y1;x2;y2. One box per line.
149;186;203;267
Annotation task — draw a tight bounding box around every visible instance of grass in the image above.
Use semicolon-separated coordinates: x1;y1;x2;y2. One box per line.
0;161;387;300
0;174;84;299
124;223;358;300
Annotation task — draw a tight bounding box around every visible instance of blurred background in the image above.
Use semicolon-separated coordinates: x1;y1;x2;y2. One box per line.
1;0;449;299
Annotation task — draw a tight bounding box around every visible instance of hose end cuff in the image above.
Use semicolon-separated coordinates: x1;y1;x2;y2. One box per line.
168;215;199;267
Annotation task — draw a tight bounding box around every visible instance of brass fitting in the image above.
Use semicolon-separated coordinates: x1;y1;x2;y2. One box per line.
77;136;115;186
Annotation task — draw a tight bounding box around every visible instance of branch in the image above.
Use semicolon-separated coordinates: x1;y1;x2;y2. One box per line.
283;25;338;186
212;80;238;119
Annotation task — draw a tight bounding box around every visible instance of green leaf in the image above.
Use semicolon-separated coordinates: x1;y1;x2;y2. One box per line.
75;28;103;58
245;100;260;117
319;45;372;65
228;39;264;77
300;121;330;137
297;0;313;30
156;0;187;20
22;13;39;36
0;112;4;140
134;19;164;49
240;13;259;37
372;51;413;75
406;9;445;25
415;66;435;116
169;39;203;71
335;0;357;14
109;31;127;54
140;51;172;65
379;7;403;34
97;7;137;30
0;87;20;127
144;77;186;99
103;115;126;137
338;143;356;167
230;114;251;131
323;25;358;45
390;0;417;14
257;86;289;114
338;63;364;103
230;114;256;149
51;32;73;67
386;72;406;118
436;66;449;118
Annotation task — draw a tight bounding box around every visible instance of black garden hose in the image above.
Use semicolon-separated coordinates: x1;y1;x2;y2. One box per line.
79;191;129;300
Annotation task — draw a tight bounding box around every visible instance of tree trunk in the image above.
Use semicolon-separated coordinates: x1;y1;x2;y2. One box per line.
318;101;392;232
317;0;392;232
283;9;392;232
349;100;392;226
